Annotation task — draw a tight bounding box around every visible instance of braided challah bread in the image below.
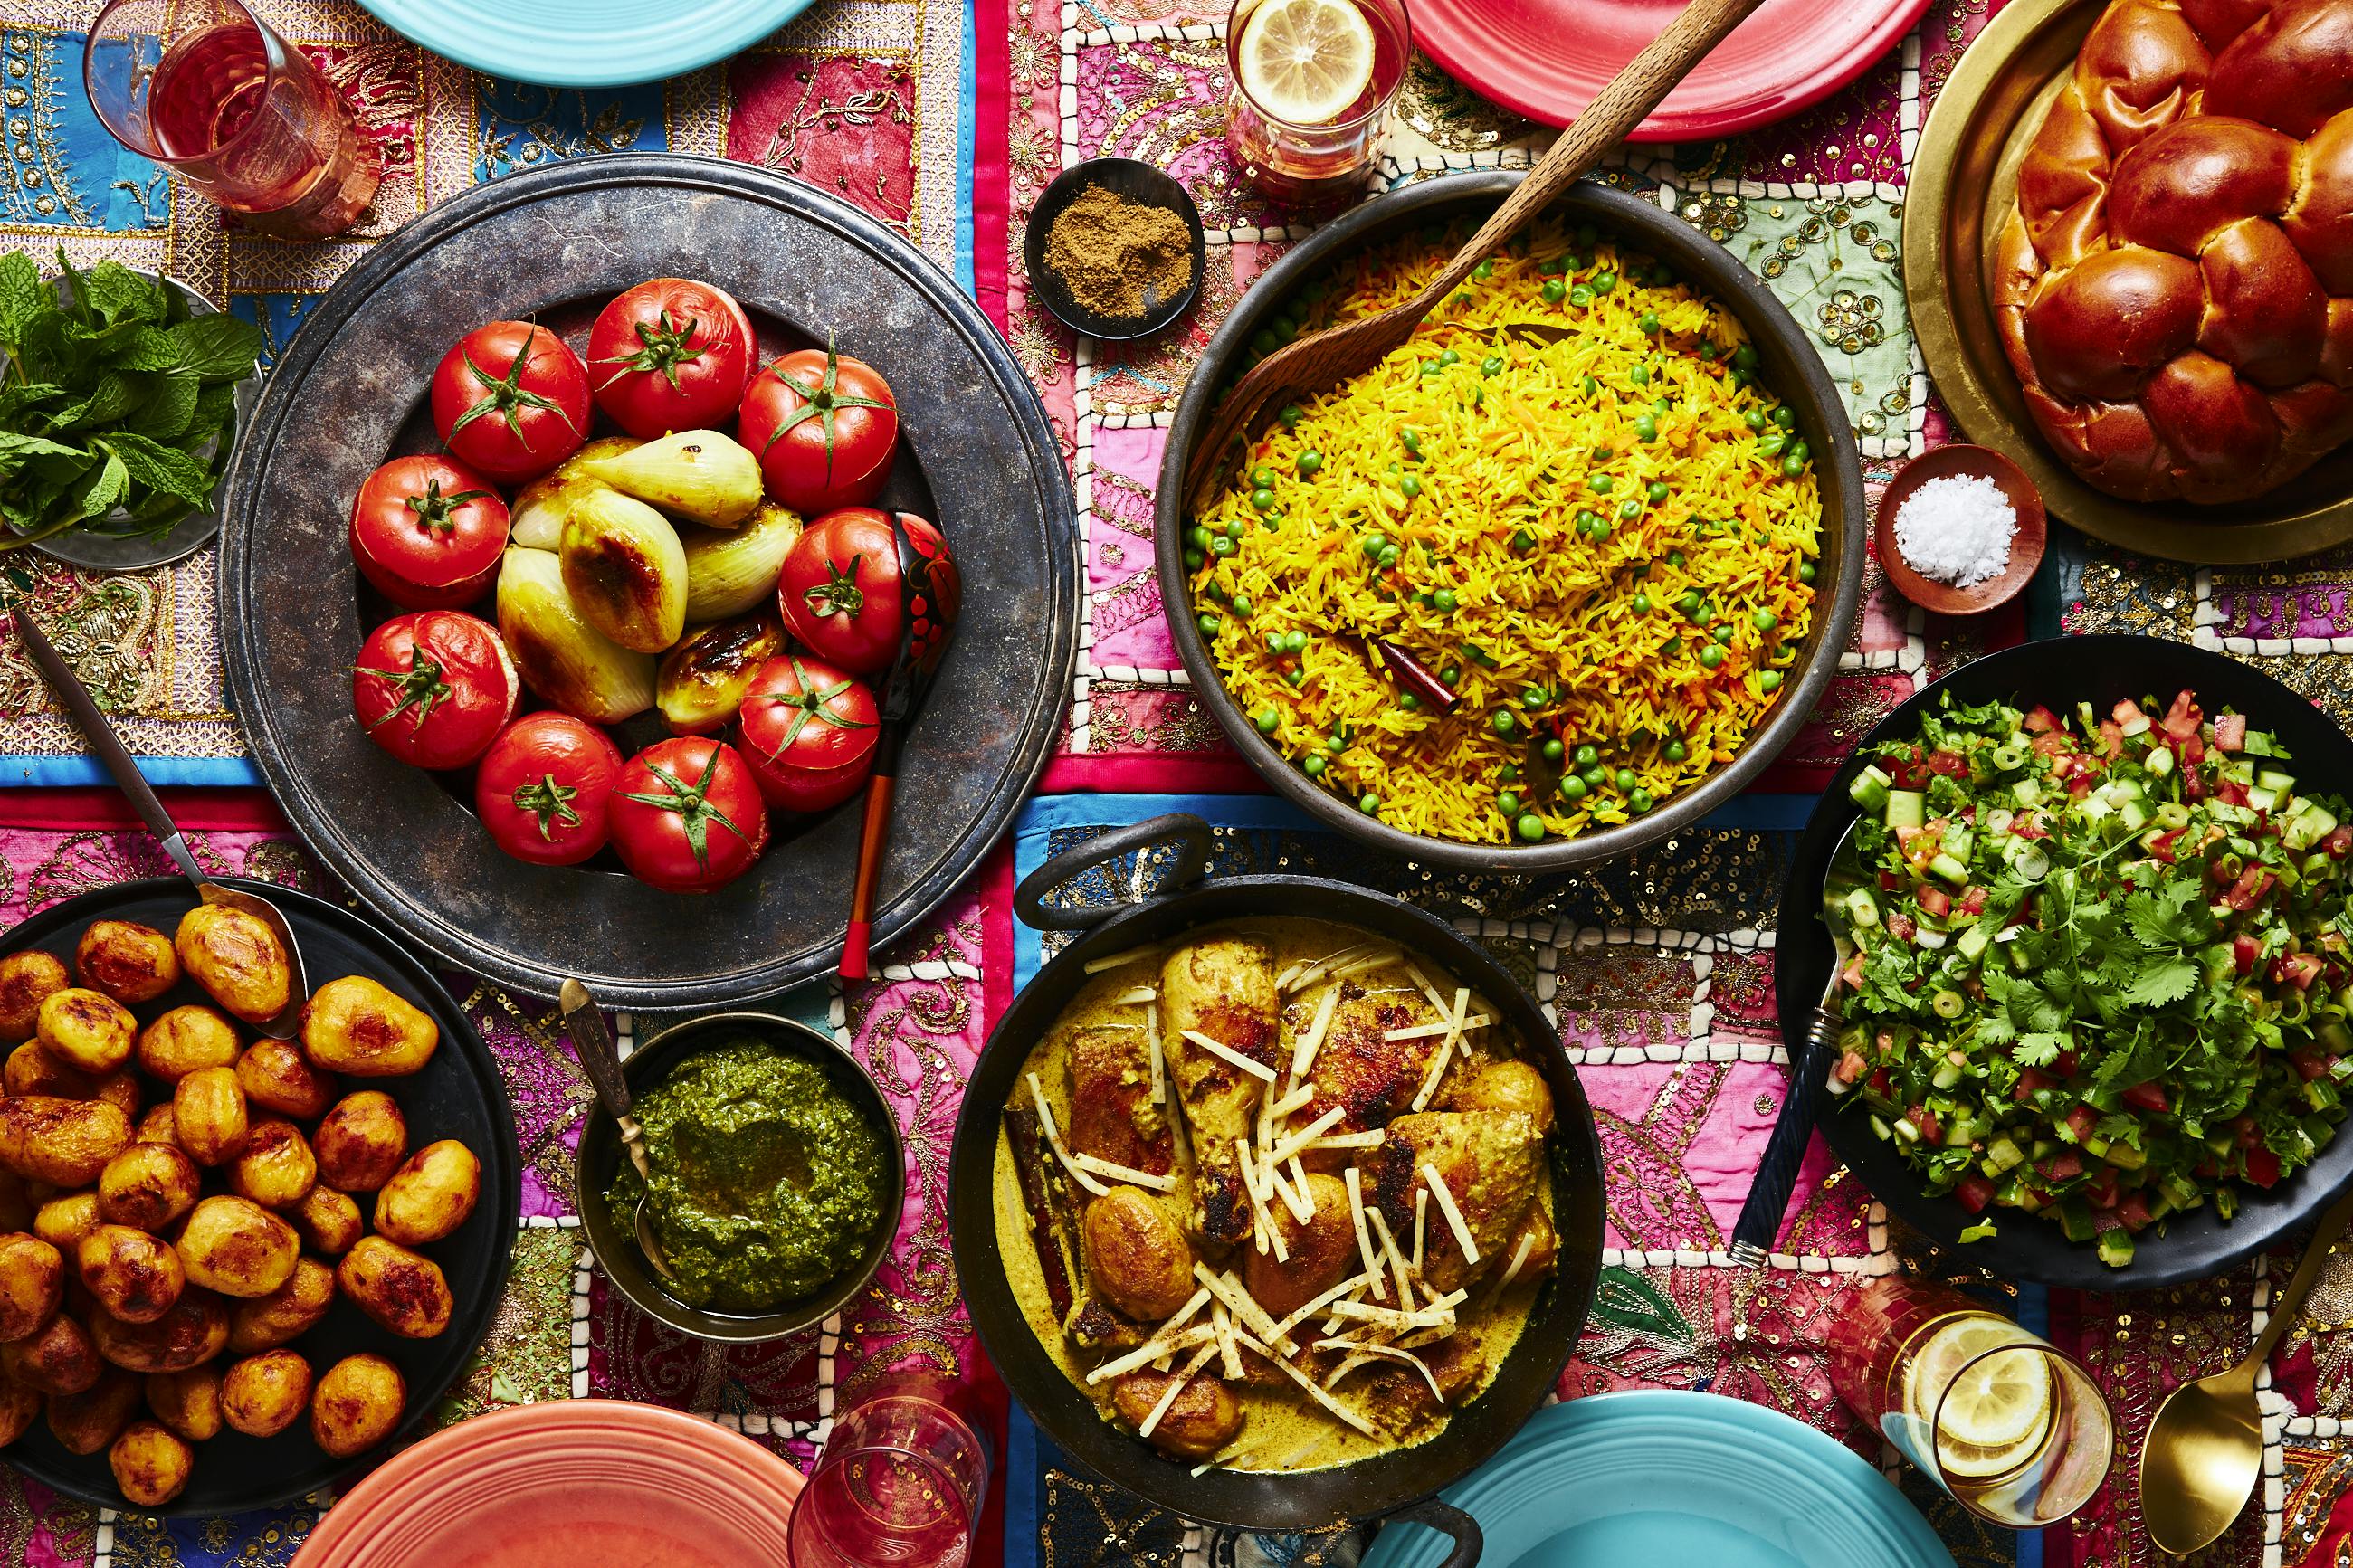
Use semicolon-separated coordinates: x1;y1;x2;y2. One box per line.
1993;0;2353;505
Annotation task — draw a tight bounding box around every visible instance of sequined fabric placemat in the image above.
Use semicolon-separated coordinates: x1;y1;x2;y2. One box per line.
0;0;973;786
0;795;1003;1568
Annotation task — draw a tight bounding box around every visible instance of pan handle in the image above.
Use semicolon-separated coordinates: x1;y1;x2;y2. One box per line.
1377;1498;1482;1568
1013;813;1214;931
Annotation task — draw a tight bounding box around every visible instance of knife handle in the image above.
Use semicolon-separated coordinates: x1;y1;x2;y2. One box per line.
1729;1005;1842;1266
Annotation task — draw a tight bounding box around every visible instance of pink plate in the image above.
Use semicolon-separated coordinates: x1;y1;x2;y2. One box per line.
1410;0;1933;138
289;1401;805;1568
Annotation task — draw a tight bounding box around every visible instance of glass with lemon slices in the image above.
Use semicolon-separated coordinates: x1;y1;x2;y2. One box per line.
1224;0;1407;208
1829;1277;2114;1526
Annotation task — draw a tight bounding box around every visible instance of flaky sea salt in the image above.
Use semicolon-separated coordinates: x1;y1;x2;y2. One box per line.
1892;473;2015;588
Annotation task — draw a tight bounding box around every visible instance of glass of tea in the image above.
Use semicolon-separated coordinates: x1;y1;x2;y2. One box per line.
83;0;378;241
1224;0;1409;210
788;1370;990;1568
1828;1275;2115;1526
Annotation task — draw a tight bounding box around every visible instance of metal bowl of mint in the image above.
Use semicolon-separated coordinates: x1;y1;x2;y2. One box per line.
577;1010;907;1343
1;254;264;572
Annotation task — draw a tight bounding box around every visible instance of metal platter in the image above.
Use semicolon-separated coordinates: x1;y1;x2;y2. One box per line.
0;878;519;1516
219;155;1077;1009
1905;0;2353;565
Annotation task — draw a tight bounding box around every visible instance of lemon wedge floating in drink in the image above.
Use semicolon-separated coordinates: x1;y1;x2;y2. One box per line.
1905;1316;2056;1478
1236;0;1377;126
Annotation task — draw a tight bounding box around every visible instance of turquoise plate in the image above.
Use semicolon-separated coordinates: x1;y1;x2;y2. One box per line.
353;0;810;87
1361;1391;1956;1568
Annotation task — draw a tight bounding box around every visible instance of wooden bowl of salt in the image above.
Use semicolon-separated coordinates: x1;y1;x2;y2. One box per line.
1874;443;2046;616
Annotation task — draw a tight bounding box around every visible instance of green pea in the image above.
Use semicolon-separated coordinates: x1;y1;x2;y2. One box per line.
1632;593;1652;614
1468;385;1485;408
1653;395;1672;414
1206;581;1228;603
1359;793;1382;815
1521;686;1545;710
1254;707;1280;734
1772;405;1796;428
1197;613;1221;637
1510;529;1536;554
1577;223;1598;247
1251;488;1276;510
1562;774;1589;800
1542;279;1567;304
1183;547;1204;570
1753;609;1778;632
1326;733;1346;753
1593;447;1615;461
1401;475;1422;499
1362;533;1387;559
1283;630;1308;653
1614;768;1638;794
1788;441;1810;464
1211;535;1236;556
1662;636;1682;654
1617;499;1640;521
1298;450;1323;476
1439;348;1460;366
1634;413;1657;442
1700;342;1719;360
1516;813;1545;842
1433;588;1458;613
1542;738;1565;762
1665;740;1688;763
1441;663;1461;686
1187;526;1212;549
1758;434;1786;459
1593;271;1616;294
1646;480;1669;505
1402;429;1422;456
1304;754;1326;776
1630;789;1654;813
1630;364;1649;386
1781;453;1806;478
1591;518;1612;540
1472;259;1494;281
1251;329;1279;356
1226;518;1246;538
1667;550;1686;568
1498;791;1522;817
1421;360;1443;377
1639;311;1661;334
1574;744;1599;770
1744;408;1767;431
1677;590;1702;614
1576;508;1598;532
1700;644;1725;670
1713;625;1734;644
1567;285;1594;308
1481;356;1504;377
1537;255;1564;277
1400;693;1420;711
1733;344;1758;371
1759;670;1783;693
1494;711;1520;738
1580;375;1598;396
1798;561;1816;584
1278;404;1304;429
1591;474;1614;495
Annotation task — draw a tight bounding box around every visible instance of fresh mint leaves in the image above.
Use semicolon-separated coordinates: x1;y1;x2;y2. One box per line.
0;249;261;551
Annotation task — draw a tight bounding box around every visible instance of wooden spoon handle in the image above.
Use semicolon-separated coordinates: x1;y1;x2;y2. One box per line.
1413;0;1769;311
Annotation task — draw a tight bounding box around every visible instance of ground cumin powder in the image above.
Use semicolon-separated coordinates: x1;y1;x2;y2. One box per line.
1043;185;1196;321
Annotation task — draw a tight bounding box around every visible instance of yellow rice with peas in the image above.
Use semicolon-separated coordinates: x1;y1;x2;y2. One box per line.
1185;213;1824;846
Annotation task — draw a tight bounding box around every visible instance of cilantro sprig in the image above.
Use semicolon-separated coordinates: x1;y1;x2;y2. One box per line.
0;249;262;551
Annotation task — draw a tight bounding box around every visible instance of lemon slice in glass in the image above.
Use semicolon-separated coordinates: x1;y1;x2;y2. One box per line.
1908;1317;2055;1478
1236;0;1377;126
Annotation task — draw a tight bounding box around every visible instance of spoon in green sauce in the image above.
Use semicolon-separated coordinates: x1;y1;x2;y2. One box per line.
560;980;682;1286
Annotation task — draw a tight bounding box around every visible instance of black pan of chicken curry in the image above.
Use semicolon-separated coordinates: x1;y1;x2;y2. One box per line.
948;815;1604;1542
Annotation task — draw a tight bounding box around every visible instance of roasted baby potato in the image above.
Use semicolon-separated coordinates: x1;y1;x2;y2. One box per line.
90;1289;228;1374
172;1067;248;1167
99;1143;199;1232
310;1352;405;1459
173;1196;297;1299
235;1040;336;1120
0;1097;133;1186
174;906;291;1025
74;921;179;1007
374;1140;480;1246
291;1187;362;1257
144;1365;223;1441
110;1417;194;1506
136;1005;240;1083
0;950;68;1041
35;987;135;1074
0;1233;61;1342
0;1374;36;1447
338;1236;452;1339
33;1190;100;1250
2;1310;98;1394
134;1105;178;1150
313;1091;407;1192
220;1348;310;1437
225;1257;333;1354
1110;1370;1242;1458
47;1368;139;1454
300;977;439;1077
230;1119;316;1212
78;1226;184;1325
7;1045;141;1121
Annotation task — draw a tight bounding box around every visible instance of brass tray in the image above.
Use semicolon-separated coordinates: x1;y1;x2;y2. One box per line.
1905;0;2353;564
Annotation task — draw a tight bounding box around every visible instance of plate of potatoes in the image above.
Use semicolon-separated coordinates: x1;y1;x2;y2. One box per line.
0;878;519;1515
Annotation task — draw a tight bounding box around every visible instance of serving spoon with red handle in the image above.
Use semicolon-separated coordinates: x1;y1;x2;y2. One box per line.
1182;0;1768;505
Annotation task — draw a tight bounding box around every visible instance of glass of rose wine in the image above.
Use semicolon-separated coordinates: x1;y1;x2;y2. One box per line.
1829;1276;2115;1526
84;0;378;241
788;1370;990;1568
1224;0;1409;211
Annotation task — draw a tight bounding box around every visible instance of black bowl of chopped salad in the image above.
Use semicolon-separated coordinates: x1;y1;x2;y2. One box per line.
1778;634;2353;1288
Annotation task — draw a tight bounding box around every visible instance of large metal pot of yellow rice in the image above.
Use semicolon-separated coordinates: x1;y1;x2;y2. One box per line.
1157;172;1866;870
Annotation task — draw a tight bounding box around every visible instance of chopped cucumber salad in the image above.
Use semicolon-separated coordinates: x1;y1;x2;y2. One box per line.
1832;689;2353;1267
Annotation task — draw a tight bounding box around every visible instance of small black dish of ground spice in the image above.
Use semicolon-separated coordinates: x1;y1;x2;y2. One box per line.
1024;158;1206;342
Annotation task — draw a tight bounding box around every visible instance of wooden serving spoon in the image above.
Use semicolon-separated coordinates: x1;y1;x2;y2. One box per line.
1182;0;1769;505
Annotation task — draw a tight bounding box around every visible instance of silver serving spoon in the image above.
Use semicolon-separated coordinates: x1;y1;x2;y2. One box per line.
10;609;311;1039
1730;815;1869;1263
558;979;679;1285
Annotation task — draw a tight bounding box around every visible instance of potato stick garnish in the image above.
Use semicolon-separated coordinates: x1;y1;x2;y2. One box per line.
1410;988;1472;1113
1265;1343;1378;1436
1026;1071;1109;1197
1085;1321;1215;1384
1383;1015;1491;1042
1110;986;1157;1005
1483;1230;1540;1309
1146;1000;1166;1105
1272;1081;1317;1119
1292;986;1341;1079
1290;1156;1317;1216
1270;1271;1372;1339
1070;1151;1176;1191
1345;1166;1386;1302
1182;1029;1276;1083
1412;1189;1428;1273
1270;1105;1348;1167
1138;1340;1220;1440
1306;1130;1386;1151
1213;1301;1242;1381
1369;1205;1413;1306
1196;1266;1291;1353
1423;1162;1479;1266
1083;943;1165;975
1272;1157;1314;1226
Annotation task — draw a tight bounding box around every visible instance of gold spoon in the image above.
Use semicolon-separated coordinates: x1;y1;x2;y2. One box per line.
557;979;679;1285
2140;1183;2353;1552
